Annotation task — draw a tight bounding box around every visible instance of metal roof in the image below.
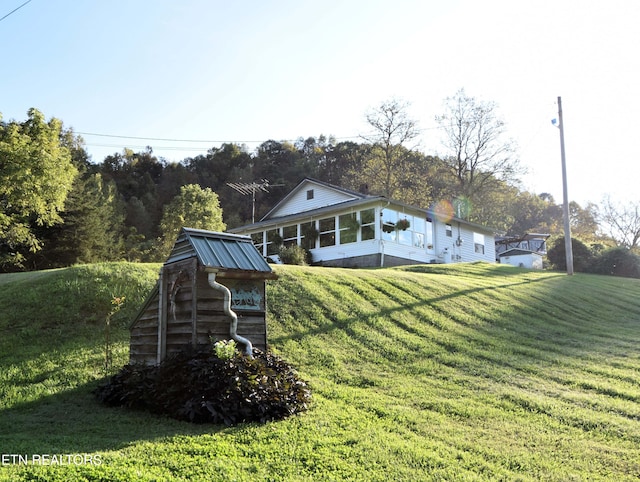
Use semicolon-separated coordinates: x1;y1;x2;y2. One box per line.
498;248;543;257
166;228;274;274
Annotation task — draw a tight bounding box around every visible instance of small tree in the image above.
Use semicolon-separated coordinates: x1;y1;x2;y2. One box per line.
155;184;226;259
547;237;593;272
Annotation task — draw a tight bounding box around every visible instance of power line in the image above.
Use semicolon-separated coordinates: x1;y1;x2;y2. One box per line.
85;143;213;152
0;0;32;23
77;130;363;144
77;123;458;157
77;131;257;144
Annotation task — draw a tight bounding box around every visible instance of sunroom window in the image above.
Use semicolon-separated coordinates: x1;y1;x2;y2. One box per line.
360;208;375;241
319;217;336;247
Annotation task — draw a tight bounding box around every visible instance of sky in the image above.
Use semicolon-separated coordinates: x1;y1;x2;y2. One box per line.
2;0;639;207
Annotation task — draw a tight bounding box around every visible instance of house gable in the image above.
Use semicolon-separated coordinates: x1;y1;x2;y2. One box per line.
263;178;367;220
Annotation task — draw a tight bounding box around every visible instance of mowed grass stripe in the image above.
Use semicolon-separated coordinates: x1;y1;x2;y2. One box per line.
2;262;640;481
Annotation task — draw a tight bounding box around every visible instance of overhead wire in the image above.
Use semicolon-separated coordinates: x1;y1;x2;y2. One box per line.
78;123;453;153
0;0;32;23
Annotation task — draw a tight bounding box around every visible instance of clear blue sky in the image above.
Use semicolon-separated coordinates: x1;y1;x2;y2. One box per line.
2;0;639;206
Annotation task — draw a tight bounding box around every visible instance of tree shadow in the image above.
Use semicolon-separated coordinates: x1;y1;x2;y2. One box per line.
269;275;553;346
0;380;226;455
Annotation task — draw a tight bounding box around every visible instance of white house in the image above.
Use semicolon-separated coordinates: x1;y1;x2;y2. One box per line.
229;178;497;268
498;248;544;269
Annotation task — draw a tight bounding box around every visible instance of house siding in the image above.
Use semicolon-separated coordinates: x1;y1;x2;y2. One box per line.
433;220;495;264
268;182;359;218
499;252;543;269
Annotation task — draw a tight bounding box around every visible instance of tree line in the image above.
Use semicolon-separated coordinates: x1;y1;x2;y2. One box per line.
2;92;638;273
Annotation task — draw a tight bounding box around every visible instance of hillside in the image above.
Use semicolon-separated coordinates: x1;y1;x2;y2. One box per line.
1;262;639;481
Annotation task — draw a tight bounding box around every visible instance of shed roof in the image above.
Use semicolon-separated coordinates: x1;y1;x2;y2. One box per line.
166;228;275;276
498;248;543;257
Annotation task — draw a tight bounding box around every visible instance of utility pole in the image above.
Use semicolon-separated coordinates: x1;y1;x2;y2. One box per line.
557;96;574;275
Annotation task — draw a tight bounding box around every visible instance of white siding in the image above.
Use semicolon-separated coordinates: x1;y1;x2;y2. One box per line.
311;239;381;264
500;253;543;269
268;181;359;218
433;221;495;264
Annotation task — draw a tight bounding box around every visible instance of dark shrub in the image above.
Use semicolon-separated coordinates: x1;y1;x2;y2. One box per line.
547;237;593;272
590;247;640;278
95;349;312;425
278;245;310;265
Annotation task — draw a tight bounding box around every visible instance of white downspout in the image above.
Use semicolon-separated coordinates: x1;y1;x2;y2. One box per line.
207;271;254;358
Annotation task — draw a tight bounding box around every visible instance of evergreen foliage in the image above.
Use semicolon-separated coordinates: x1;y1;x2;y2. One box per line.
590;246;640;278
547;236;594;272
548;237;640;278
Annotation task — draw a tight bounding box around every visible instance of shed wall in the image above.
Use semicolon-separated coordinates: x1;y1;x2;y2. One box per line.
129;264;268;365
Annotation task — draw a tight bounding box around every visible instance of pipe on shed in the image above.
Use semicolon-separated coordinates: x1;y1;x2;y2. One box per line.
207;271;254;358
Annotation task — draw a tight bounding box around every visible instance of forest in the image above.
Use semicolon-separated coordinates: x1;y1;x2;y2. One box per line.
1;94;638;273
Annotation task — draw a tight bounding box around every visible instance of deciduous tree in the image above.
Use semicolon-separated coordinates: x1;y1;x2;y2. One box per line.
354;98;422;200
436;89;523;203
0;109;78;269
598;196;640;250
155;184;226;259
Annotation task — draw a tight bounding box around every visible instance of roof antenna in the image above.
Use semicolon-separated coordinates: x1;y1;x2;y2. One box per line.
226;180;283;223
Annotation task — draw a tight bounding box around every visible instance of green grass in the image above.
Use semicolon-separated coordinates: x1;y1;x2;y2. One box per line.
1;261;639;480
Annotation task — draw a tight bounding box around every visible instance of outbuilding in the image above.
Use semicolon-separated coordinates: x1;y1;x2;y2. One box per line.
498;248;544;269
129;228;277;365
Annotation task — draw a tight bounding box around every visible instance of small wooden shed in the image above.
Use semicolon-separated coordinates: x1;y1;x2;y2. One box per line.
130;228;278;365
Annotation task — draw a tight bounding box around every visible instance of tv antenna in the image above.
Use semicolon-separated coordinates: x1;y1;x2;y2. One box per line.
226;179;283;223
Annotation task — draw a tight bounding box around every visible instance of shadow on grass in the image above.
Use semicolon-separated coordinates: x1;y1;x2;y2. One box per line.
0;381;225;455
270;274;554;346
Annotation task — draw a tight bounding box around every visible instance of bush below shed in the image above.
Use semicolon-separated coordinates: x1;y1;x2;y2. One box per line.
95;348;312;425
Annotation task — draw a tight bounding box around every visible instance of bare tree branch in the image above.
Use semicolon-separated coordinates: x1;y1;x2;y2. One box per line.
436;89;524;201
598;196;640;249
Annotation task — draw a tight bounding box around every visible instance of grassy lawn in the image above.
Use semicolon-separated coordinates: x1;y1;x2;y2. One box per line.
1;262;639;481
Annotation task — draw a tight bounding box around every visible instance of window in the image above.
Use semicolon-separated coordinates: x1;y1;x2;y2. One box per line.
446;224;452;237
339;213;358;244
381;209;397;241
306;189;314;200
474;232;485;254
426;218;434;250
319;217;336;247
283;225;298;247
266;229;282;256
300;221;317;250
413;216;426;249
398;215;412;246
251;232;264;255
360;208;375;241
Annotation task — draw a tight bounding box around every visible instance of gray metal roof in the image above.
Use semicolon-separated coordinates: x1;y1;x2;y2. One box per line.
166;228;274;274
